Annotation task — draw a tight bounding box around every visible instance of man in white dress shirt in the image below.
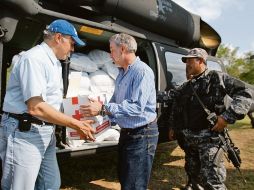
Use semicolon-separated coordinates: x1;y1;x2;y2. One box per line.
0;19;95;190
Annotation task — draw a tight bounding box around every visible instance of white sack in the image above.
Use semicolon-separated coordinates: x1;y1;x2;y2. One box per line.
89;70;115;94
95;128;120;142
70;53;98;73
102;62;119;80
88;49;112;68
66;138;85;148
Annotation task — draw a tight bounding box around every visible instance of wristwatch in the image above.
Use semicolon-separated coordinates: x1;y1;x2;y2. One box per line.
99;104;107;116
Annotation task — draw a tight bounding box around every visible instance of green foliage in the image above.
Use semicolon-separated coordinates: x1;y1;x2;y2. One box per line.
240;69;254;84
240;56;254;84
217;44;254;84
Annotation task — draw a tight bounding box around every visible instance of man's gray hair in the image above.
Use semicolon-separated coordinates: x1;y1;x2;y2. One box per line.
43;29;56;40
109;33;137;53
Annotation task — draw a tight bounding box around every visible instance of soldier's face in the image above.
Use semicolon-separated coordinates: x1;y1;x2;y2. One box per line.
185;58;203;76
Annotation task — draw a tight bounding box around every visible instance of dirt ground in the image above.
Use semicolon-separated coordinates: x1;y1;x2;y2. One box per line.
60;122;254;190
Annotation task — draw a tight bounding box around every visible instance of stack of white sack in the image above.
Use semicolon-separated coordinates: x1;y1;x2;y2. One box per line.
89;70;115;96
65;50;120;147
70;53;98;73
88;49;112;68
102;62;119;80
88;49;119;80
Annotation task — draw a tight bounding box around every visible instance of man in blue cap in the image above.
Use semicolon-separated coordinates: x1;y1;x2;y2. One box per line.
0;19;94;190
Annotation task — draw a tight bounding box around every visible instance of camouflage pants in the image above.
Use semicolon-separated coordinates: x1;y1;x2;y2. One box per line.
177;129;227;190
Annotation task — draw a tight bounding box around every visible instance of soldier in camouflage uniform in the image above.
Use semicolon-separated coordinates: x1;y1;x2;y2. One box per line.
169;48;253;190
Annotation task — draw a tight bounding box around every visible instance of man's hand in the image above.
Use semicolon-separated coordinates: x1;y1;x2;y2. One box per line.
211;116;228;132
76;119;96;141
80;99;102;117
26;96;96;141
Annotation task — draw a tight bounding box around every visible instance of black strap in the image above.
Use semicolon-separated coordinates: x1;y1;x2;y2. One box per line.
61;58;70;98
189;81;211;116
4;112;53;125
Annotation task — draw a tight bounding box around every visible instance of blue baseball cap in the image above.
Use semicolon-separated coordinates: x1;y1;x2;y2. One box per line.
47;19;86;46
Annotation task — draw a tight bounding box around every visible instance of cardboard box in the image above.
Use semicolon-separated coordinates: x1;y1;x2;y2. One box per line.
63;95;111;140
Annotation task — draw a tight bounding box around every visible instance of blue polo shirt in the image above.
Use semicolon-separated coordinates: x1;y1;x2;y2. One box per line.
3;42;63;114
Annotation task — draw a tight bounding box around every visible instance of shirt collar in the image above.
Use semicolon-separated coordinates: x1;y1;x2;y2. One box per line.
190;69;209;83
120;56;140;74
40;42;59;65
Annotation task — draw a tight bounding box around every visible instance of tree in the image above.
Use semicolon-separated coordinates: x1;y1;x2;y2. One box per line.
238;52;254;84
217;44;254;84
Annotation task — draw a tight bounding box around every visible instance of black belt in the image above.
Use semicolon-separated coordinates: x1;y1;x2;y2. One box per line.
121;118;157;133
4;112;53;126
121;125;148;133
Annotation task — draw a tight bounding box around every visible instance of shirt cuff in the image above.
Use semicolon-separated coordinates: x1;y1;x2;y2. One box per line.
221;111;236;124
105;103;116;117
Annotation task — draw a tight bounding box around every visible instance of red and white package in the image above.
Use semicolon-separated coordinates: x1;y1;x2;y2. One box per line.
63;94;110;140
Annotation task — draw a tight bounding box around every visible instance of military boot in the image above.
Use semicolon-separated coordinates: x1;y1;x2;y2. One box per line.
181;181;204;190
192;183;204;190
181;182;193;190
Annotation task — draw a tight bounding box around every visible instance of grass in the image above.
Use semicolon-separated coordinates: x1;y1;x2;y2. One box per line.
59;118;254;190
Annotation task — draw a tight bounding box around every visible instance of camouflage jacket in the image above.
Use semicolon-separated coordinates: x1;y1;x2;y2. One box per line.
170;69;253;131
